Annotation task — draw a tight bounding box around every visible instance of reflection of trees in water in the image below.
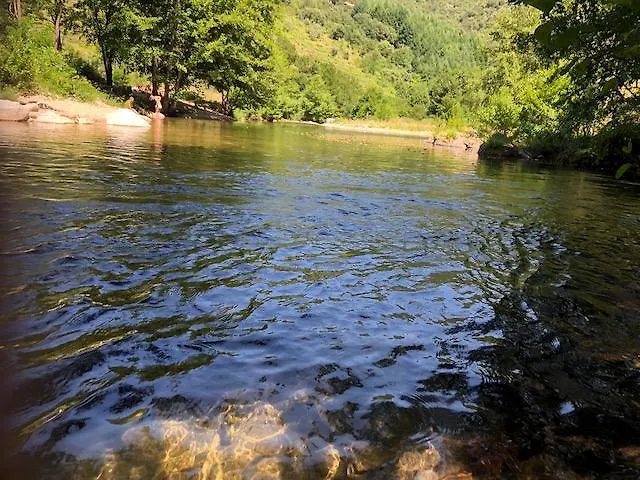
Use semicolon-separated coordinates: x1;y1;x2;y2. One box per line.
442;232;640;477
469;276;640;476
437;158;640;477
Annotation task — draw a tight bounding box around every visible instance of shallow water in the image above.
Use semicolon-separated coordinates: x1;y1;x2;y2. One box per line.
1;120;639;479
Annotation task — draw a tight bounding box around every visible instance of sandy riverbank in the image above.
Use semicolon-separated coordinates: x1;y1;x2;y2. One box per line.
322;120;481;152
1;96;482;151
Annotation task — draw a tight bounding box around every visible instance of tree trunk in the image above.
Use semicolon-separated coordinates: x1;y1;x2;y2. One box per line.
151;58;159;96
221;91;230;116
162;82;171;114
54;13;63;51
104;58;113;89
10;0;22;19
162;64;173;114
175;72;184;97
99;43;114;89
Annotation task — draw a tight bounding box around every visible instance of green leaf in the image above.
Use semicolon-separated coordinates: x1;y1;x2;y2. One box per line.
614;45;640;59
521;0;559;13
601;77;619;93
558;59;577;76
534;22;554;46
606;0;640;11
622;140;633;155
616;163;632;179
572;59;591;77
551;27;580;50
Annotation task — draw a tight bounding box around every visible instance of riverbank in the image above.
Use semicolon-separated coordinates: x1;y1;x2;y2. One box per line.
5;94;634;177
0;94;237;125
478;132;640;179
0;94;482;150
0;97;151;127
323;119;480;152
267;117;481;152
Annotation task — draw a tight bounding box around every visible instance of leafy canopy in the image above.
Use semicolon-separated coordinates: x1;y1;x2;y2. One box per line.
515;0;640;131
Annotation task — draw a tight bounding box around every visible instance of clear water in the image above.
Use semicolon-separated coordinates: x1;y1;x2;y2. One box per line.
1;120;639;479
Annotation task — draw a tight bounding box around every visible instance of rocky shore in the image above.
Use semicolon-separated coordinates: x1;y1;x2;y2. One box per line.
0;97;152;127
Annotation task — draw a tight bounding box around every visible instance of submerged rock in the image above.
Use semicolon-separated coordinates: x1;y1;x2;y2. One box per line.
396;446;442;480
105;108;152;128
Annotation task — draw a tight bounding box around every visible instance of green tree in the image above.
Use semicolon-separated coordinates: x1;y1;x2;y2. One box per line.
127;0;277;114
46;0;69;50
479;5;567;138
129;0;197;103
516;0;640;132
73;0;131;88
300;74;337;122
197;0;278;116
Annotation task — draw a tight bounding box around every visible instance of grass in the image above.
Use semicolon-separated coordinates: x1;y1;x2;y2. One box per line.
0;86;20;101
63;33;102;61
0;20;113;103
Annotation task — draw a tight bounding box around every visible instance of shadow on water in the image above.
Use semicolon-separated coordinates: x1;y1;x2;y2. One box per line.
454;246;640;478
1;122;639;479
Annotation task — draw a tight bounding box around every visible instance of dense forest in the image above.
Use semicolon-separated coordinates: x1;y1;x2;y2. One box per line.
1;0;638;173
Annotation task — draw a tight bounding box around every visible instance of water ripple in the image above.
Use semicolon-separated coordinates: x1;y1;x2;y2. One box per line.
2;122;640;478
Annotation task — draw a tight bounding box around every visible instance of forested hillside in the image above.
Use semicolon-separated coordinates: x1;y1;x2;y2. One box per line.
258;0;506;123
1;0;517;127
406;0;505;31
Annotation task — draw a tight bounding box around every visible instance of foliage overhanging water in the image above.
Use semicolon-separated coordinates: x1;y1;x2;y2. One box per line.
1;121;639;479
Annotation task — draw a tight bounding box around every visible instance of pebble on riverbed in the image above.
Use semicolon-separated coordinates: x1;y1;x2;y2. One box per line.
395;446;442;480
91;400;456;480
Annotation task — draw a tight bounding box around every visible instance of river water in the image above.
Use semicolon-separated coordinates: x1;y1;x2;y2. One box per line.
1;121;639;479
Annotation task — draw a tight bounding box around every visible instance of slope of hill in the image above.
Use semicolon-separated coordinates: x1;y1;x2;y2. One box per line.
0;0;512;130
402;0;507;32
256;0;508;124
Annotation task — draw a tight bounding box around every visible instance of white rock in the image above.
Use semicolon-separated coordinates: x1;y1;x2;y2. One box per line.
32;109;74;124
104;108;151;128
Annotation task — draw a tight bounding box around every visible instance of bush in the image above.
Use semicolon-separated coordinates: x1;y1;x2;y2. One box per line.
0;20;37;89
352;87;399;120
592;123;640;170
66;50;103;84
0;20;104;101
300;75;338;123
0;85;20;100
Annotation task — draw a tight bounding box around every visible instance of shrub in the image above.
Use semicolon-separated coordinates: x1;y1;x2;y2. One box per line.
592;123;640;170
66;50;103;85
0;20;104;101
300;75;338;123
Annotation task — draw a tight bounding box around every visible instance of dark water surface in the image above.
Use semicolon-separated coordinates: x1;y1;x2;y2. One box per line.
1;121;639;479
